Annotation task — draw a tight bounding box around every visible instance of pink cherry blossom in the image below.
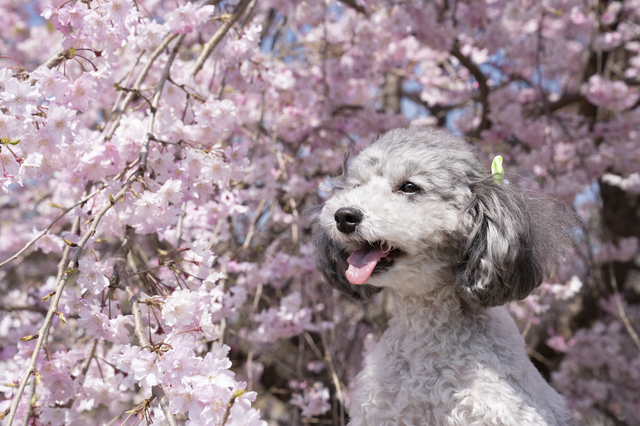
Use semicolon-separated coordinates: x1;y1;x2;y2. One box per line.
165;3;214;34
0;77;39;116
77;258;110;294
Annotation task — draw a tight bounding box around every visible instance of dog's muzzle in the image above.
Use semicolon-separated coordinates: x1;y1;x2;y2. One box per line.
334;207;363;234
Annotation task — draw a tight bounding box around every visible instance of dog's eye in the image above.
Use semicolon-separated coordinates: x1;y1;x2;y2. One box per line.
399;182;420;193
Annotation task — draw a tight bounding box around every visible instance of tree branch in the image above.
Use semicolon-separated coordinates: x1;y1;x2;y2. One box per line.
0;186;103;269
105;33;179;140
191;0;254;78
450;45;491;136
27;48;72;84
400;87;457;127
116;258;178;426
340;0;367;15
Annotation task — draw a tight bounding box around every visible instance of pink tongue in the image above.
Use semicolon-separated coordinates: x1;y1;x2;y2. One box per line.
346;246;388;285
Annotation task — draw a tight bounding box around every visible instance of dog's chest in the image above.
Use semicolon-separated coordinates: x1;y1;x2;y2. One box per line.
346;306;558;426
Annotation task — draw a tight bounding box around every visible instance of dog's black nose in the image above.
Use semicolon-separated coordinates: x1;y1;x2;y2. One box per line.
334;207;363;234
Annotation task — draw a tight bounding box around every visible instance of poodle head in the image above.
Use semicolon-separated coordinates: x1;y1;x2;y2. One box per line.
312;126;574;306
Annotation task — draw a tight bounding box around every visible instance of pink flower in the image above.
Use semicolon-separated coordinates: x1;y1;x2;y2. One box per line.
77;258;110;294
582;75;639;112
547;335;569;353
131;350;161;387
45;106;78;144
0;113;21;140
158;178;183;206
225;403;266;426
104;0;136;23
165;3;214;34
64;74;99;111
169;389;205;419
113;344;142;373
158;346;199;385
290;382;331;417
57;4;85;31
31;67;68;101
77;304;109;336
0;77;39;116
34;231;65;254
162;289;200;328
39;406;79;426
0;148;21;178
226;23;262;59
20;152;43;179
108;315;133;343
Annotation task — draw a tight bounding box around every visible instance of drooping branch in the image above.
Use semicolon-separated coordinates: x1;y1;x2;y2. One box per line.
450;45;491;136
340;0;367;15
191;0;254;77
105;33;179;140
400;87;457;127
4;34;186;426
27;48;72;84
116;257;178;426
4;212;80;426
0;186;103;269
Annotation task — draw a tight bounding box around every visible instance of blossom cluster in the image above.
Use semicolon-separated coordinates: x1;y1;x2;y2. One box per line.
0;0;639;425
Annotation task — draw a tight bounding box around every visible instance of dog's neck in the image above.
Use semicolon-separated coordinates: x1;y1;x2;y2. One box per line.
390;286;483;335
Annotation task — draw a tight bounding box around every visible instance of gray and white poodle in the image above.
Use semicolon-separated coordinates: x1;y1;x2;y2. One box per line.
312;127;576;425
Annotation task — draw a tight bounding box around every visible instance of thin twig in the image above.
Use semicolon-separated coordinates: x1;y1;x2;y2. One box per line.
4;210;79;426
0;187;103;269
104;49;146;124
176;202;187;247
241;198;266;249
0;305;47;314
309;293;345;426
27;48;72;84
602;228;640;352
117;258;178;426
221;393;239;425
63;339;99;409
206;219;225;251
191;0;254;77
20;379;36;426
450;45;491;137
105;33;179;140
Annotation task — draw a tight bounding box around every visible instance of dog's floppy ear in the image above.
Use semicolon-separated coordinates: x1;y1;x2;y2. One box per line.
312;222;382;301
455;178;573;307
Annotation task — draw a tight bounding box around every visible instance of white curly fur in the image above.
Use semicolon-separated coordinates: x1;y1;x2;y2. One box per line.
313;127;576;425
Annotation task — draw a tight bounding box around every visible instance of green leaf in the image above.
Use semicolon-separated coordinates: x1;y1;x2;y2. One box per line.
0;137;20;146
491;155;504;184
63;239;78;247
20;334;38;342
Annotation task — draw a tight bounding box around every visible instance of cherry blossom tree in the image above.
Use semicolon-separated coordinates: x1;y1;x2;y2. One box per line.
0;0;639;425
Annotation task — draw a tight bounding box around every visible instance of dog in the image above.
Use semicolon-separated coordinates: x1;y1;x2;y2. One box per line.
312;127;576;425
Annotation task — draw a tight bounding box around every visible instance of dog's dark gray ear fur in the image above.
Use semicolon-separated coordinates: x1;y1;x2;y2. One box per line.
455;178;574;307
312;222;382;301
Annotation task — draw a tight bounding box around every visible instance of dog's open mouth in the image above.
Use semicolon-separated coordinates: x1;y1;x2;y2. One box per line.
346;241;404;285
